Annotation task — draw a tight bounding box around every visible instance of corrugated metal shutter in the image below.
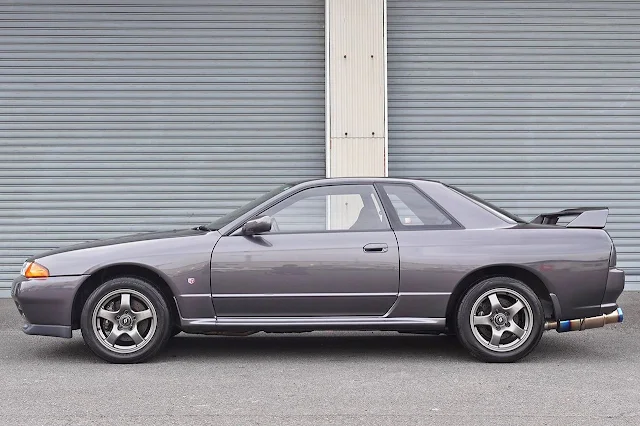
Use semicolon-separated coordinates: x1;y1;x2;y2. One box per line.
387;0;640;288
0;0;325;292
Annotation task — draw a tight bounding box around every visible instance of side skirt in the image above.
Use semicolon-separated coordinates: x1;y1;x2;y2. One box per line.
180;316;446;334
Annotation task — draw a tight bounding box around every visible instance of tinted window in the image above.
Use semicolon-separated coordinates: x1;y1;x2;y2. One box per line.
260;185;389;233
382;185;453;227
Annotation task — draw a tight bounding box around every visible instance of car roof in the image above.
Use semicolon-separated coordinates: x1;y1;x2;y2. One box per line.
288;177;444;188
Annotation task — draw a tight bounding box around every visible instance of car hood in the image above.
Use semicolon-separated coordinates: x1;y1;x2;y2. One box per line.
29;228;209;261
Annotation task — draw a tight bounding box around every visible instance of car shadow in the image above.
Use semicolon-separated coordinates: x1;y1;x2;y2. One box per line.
159;332;470;362
24;330;626;364
158;331;621;364
27;332;469;364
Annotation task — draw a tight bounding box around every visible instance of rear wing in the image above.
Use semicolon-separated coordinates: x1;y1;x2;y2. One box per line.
531;207;609;229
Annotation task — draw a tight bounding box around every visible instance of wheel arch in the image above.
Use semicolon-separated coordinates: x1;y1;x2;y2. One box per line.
445;264;555;331
71;263;179;330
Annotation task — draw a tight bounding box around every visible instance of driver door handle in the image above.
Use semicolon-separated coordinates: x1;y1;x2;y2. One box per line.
363;243;388;253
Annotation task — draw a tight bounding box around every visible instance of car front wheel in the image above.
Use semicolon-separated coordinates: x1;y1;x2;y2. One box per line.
456;277;544;362
80;277;172;363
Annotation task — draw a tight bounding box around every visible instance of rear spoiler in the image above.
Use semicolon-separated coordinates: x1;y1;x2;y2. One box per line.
530;207;609;229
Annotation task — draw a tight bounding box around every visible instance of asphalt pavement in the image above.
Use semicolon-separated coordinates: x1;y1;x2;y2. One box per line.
1;293;639;426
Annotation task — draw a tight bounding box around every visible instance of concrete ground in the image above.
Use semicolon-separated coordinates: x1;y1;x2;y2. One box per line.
0;293;638;426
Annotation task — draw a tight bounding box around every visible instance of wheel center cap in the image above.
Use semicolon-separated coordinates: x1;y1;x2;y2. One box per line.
119;314;133;327
493;313;507;326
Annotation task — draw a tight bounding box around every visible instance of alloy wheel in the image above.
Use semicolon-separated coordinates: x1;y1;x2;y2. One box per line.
469;287;533;352
91;289;158;354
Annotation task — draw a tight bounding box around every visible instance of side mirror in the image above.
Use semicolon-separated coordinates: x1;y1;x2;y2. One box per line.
242;216;272;235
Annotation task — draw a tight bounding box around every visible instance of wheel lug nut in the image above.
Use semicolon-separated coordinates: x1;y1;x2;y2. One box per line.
506;322;511;327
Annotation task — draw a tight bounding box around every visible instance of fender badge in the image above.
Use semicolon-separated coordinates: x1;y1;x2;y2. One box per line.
187;278;195;285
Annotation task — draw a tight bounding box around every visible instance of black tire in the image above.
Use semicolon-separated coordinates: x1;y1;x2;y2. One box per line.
456;277;544;363
80;277;172;364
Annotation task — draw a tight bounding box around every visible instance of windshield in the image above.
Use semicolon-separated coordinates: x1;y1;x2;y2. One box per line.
206;184;293;230
446;184;527;224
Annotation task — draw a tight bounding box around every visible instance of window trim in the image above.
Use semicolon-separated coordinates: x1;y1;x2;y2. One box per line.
374;183;464;231
228;183;392;236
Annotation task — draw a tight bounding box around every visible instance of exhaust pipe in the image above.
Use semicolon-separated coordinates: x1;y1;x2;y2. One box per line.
544;308;623;333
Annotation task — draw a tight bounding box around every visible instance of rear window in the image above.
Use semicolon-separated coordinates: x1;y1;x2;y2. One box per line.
446;185;526;224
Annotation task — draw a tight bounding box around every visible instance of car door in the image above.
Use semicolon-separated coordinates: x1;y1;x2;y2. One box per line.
210;184;400;317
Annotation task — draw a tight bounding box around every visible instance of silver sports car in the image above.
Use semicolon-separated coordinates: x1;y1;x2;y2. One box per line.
11;178;624;363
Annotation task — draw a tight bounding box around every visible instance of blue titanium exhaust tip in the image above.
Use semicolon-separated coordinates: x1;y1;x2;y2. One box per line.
558;320;571;332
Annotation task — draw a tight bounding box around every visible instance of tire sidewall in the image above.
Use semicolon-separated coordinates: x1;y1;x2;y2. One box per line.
80;277;171;363
456;277;545;362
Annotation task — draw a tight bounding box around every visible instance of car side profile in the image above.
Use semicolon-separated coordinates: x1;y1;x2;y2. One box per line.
12;178;624;363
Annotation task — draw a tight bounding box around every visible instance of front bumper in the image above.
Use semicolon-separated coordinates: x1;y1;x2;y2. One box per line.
22;323;72;338
11;274;87;338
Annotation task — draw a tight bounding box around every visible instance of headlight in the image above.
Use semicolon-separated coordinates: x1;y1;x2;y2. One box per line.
21;261;49;279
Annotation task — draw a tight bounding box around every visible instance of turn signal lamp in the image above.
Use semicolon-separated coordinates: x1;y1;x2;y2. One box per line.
22;261;49;279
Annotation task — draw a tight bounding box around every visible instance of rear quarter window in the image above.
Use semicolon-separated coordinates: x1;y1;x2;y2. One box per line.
381;184;458;228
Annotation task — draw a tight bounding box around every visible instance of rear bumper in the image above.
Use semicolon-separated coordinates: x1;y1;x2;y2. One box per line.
601;268;625;314
11;274;86;338
550;267;624;320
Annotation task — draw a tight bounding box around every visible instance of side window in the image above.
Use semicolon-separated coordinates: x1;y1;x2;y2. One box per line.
260;185;389;233
381;184;454;227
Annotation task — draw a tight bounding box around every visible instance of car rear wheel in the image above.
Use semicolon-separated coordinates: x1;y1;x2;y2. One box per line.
80;277;172;363
456;277;544;362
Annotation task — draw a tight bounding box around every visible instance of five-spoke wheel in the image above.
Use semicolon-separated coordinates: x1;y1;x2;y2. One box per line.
92;289;158;354
456;277;544;362
470;288;533;352
81;277;171;363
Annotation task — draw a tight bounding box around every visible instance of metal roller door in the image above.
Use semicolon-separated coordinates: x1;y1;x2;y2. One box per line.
387;0;640;288
0;0;325;292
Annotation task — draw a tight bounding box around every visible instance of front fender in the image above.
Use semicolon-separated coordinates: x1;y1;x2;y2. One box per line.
37;231;221;320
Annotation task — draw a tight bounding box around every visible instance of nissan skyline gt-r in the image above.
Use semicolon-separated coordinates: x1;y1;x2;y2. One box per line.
11;178;624;363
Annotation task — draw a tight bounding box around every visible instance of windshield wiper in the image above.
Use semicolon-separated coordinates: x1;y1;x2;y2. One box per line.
192;224;211;232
